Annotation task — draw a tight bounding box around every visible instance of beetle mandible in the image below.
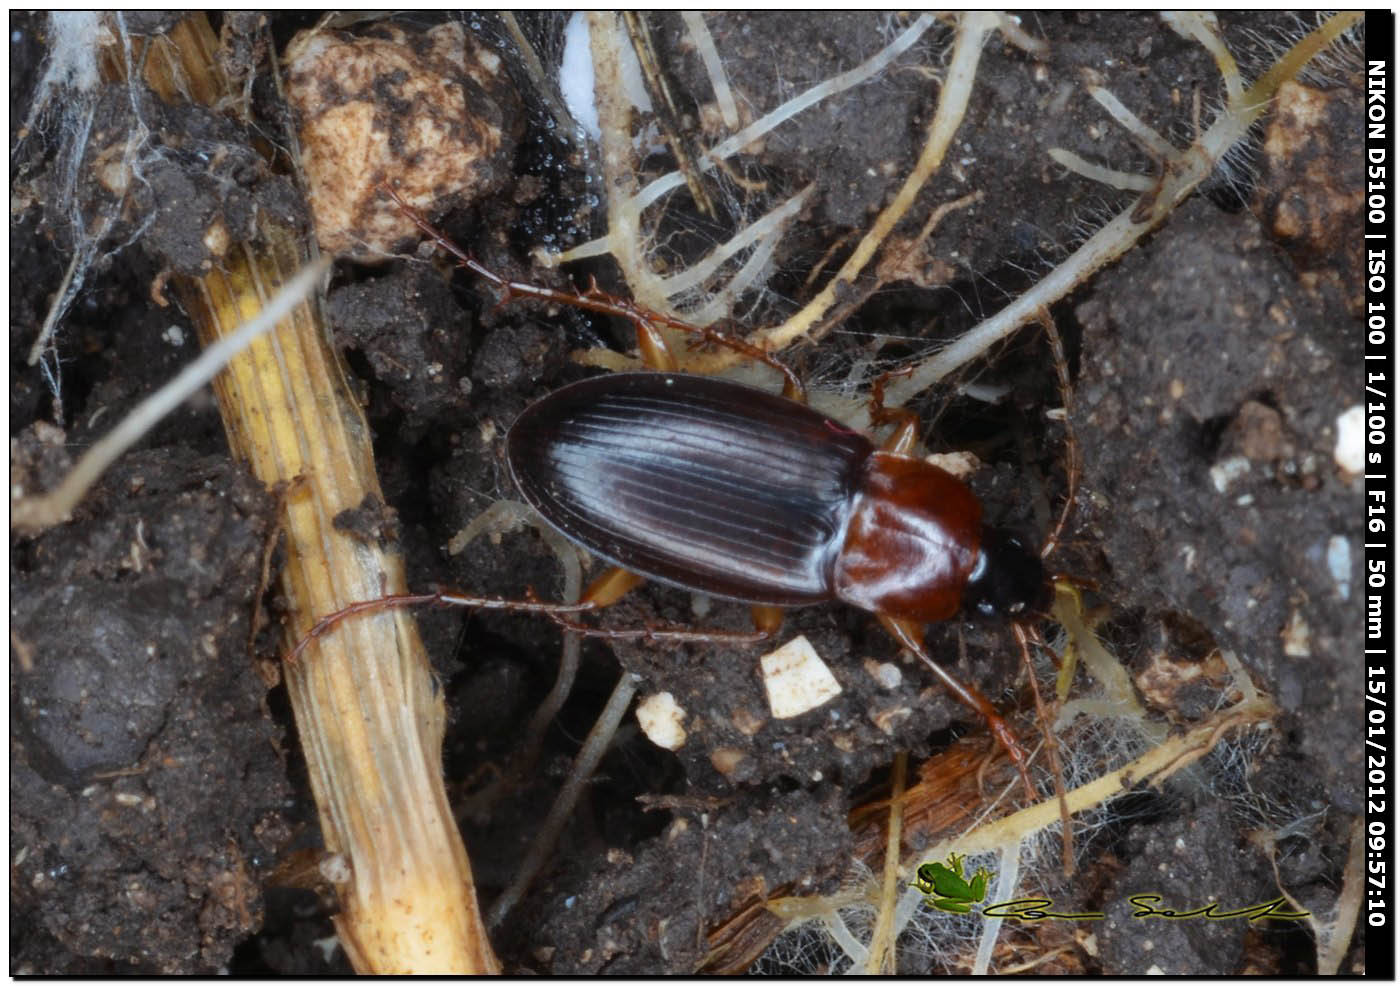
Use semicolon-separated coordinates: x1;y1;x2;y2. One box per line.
291;186;1063;797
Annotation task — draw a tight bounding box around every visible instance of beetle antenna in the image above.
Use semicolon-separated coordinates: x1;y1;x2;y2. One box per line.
884;616;1037;801
379;182;807;402
1036;307;1079;560
1015;621;1075;876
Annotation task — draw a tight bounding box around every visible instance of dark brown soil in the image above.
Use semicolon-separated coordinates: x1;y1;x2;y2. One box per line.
10;11;1364;975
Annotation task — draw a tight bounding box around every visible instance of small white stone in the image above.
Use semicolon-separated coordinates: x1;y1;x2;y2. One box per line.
760;635;842;719
863;658;902;690
1334;404;1365;474
1209;455;1250;493
1327;536;1351;600
636;691;687;750
1281;607;1311;658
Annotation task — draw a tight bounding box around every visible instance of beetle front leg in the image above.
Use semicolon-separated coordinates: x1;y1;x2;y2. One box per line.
868;364;920;453
877;613;1037;802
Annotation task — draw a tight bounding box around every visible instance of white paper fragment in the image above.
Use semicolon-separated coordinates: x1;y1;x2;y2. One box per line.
761;635;842;719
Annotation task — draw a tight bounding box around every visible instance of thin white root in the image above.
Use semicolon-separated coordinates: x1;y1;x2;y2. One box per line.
681;11;739;131
448;499;585;780
694;12;999;369
1047;148;1154;192
883;10;1361;407
864;752;907;974
11;256;332;533
1088;85;1177;160
546;13;938;285
971;842;1021;975
486;670;640;929
1162;12;1244;105
658;184;814;306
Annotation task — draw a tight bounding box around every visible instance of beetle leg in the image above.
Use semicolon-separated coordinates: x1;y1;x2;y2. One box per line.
868;364;921;453
877;613;1037;802
581;567;647;607
1036;308;1079;559
286;591;597;664
541;608;771;645
381;184;807;397
634;316;681;373
1015;621;1075;876
878;414;921;456
750;604;785;636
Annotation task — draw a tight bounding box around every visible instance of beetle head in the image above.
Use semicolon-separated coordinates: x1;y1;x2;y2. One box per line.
962;527;1051;619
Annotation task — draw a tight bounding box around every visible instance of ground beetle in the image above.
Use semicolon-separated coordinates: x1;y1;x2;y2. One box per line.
290;186;1066;797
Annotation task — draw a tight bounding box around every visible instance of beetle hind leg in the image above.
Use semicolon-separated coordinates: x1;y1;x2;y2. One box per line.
581;567;646;607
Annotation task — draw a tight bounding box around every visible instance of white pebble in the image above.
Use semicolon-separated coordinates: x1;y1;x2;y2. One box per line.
1334;405;1365;475
1326;536;1351;600
1209;455;1250;494
636;691;687;750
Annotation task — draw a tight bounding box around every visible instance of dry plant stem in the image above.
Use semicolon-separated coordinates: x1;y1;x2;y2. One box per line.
119;16;497;973
1317;818;1365;974
864;751;908;974
487;671;641;929
11;257;328;534
498;12;579;139
622;11;713;217
883;10;1362;408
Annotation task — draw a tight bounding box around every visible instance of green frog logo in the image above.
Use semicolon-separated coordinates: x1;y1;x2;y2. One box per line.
912;852;991;914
